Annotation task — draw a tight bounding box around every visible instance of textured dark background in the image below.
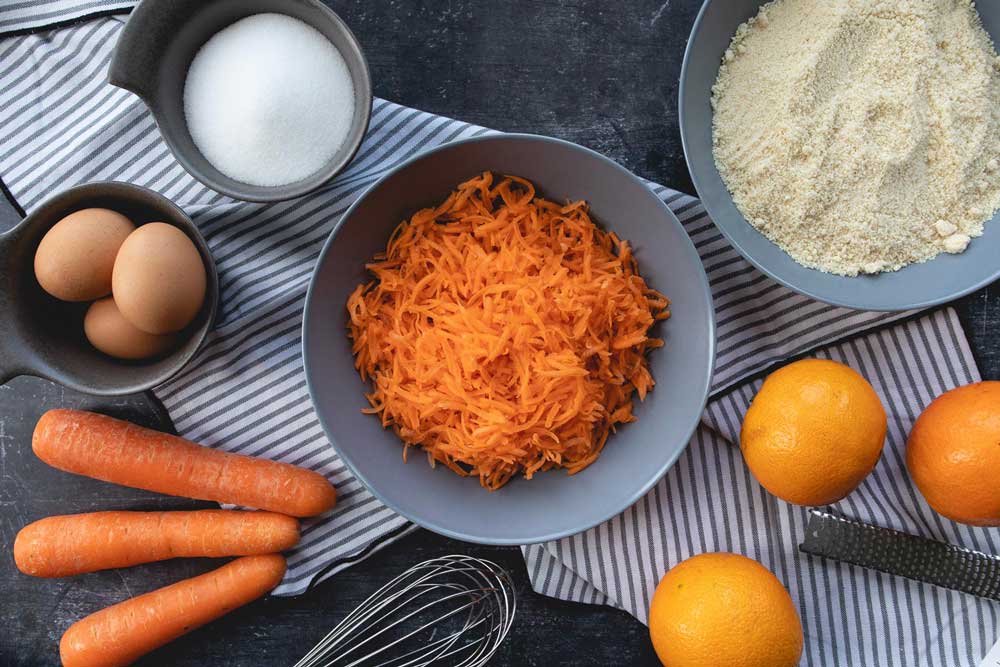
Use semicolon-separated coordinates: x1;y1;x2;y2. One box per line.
3;1;998;665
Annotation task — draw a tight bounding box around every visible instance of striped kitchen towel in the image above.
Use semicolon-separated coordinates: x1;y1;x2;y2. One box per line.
1;4;997;666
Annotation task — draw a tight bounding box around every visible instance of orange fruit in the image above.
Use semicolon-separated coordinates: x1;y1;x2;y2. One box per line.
740;358;886;506
648;552;803;667
906;381;1000;527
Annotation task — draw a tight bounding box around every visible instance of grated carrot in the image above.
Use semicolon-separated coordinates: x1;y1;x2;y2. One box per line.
347;173;670;490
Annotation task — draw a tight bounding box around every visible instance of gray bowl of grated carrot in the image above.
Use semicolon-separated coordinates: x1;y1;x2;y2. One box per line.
303;134;715;545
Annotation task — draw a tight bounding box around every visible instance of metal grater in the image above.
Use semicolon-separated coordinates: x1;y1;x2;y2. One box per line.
799;509;1000;601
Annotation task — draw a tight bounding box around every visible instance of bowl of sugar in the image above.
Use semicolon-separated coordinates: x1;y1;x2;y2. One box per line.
109;0;371;203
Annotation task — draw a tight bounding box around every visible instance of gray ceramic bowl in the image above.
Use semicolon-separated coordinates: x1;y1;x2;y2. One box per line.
680;0;1000;311
303;134;716;544
108;0;372;203
0;182;219;396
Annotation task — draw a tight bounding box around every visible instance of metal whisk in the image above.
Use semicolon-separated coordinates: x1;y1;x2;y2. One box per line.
293;555;517;667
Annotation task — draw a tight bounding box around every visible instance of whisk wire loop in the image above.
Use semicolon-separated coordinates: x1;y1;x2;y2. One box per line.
293;555;516;667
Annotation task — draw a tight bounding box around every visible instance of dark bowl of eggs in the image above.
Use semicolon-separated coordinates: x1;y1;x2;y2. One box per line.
0;182;218;396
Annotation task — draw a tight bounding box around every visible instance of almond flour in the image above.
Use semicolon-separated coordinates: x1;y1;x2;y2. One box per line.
711;0;1000;276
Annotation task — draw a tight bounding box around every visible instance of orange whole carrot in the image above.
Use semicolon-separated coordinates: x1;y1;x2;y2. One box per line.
33;409;336;517
14;510;299;578
59;554;286;667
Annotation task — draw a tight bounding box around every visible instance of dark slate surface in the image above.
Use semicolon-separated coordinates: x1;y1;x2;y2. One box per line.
2;1;998;666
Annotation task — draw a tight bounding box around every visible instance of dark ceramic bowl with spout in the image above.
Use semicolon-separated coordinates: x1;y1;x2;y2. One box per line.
108;0;372;203
0;182;218;396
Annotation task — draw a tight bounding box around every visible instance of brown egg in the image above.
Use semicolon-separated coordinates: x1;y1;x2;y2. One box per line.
33;208;135;301
112;223;207;334
84;297;178;360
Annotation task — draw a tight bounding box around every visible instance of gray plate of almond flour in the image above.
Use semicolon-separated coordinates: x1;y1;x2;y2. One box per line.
679;0;1000;312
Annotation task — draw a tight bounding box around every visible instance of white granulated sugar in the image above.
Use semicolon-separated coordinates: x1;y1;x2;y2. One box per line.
712;0;1000;276
184;13;356;187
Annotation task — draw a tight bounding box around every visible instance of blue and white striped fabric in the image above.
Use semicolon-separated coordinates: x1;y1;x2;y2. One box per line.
1;5;997;666
0;0;133;35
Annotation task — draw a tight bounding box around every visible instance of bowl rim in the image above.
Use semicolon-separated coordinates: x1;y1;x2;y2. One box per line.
678;0;1000;312
1;180;219;396
302;132;717;545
